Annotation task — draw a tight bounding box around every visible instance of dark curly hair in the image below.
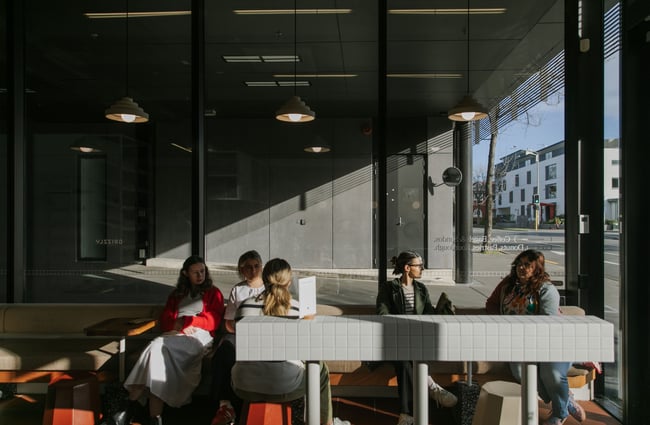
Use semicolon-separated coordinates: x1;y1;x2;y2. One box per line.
174;255;214;298
504;249;550;292
391;250;422;275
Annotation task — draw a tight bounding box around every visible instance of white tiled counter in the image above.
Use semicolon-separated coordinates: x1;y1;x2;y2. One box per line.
237;315;614;425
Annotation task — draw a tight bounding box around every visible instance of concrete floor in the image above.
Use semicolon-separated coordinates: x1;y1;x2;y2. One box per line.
0;392;621;425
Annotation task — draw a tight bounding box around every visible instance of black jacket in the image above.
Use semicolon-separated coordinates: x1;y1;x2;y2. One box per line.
376;278;435;315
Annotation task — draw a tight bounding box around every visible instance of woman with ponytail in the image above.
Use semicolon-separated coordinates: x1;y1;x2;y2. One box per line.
231;258;349;425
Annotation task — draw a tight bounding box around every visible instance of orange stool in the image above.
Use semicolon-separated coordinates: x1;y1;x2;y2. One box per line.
241;400;293;425
42;373;101;425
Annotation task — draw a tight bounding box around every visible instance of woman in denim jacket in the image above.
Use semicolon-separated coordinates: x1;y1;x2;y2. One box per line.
486;249;586;425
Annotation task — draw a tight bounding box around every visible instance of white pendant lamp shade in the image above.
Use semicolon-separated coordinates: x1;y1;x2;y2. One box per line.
304;145;331;153
448;0;488;122
105;97;149;123
69;140;102;153
276;0;315;123
447;94;488;122
276;95;315;123
105;0;149;123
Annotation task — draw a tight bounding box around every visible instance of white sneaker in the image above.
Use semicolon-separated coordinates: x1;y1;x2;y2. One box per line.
429;382;458;408
332;417;351;425
397;413;414;425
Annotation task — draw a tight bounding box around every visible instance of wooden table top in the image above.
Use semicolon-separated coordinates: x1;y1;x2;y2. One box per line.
84;317;157;337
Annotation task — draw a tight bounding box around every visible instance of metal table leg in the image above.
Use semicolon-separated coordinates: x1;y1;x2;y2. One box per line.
414;361;429;425
306;361;320;425
521;362;538;425
119;337;126;381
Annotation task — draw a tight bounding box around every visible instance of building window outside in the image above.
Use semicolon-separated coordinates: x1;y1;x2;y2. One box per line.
527;170;531;184
546;183;557;199
545;163;557;180
498;194;502;205
509;191;513;203
515;174;520;187
612;177;619;189
520;188;526;202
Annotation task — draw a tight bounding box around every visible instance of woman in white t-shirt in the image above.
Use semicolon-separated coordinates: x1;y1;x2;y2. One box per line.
210;250;265;425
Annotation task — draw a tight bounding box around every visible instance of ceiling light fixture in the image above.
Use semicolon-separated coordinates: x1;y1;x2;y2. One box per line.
387;73;462;79
275;0;315;123
85;11;191;19
273;73;357;78
234;9;351;15
448;0;487;122
304;134;331;153
170;142;192;153
304;145;331;153
105;0;149;123
222;55;300;63
70;137;103;153
388;8;506;15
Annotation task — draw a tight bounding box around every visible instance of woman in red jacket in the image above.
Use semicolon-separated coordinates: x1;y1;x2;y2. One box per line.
117;255;225;425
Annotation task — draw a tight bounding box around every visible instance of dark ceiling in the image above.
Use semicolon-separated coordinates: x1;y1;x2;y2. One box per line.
14;0;566;124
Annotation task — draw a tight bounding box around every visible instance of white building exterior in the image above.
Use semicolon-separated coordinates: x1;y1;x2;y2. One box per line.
493;140;619;226
603;139;621;223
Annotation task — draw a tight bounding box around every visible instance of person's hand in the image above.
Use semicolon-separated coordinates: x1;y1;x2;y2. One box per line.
183;326;198;335
173;317;185;331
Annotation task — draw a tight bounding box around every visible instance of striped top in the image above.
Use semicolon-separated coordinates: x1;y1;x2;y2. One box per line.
235;292;301;320
402;284;415;314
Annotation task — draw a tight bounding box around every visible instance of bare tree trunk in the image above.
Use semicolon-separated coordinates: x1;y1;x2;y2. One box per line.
480;132;497;252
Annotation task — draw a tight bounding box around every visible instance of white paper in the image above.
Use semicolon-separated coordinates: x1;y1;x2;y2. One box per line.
298;276;317;318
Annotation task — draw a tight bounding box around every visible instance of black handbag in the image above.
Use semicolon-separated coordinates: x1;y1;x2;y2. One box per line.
434;292;456;315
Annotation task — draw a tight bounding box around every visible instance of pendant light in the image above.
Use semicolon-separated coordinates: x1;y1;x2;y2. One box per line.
276;0;315;123
69;136;102;153
304;134;331;153
106;0;149;123
448;1;487;122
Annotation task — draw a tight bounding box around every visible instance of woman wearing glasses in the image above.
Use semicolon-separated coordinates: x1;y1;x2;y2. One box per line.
485;249;586;425
376;250;458;425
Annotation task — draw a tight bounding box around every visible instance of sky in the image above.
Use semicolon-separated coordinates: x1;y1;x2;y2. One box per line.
472;53;620;174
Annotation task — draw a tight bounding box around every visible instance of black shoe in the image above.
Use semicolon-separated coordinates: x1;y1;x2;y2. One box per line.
102;400;143;425
99;408;132;425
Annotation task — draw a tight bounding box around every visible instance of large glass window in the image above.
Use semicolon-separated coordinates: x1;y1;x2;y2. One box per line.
22;0;191;302
0;3;6;302
602;1;622;412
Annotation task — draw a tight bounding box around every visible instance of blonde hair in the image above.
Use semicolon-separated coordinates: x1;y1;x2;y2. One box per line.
261;258;293;316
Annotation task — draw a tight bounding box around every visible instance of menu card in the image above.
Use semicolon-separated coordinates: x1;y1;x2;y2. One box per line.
298;276;317;318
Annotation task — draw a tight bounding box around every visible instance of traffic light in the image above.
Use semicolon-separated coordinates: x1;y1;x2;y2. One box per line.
532;194;540;204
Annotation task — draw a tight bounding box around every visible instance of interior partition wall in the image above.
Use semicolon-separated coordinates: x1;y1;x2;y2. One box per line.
202;118;375;270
